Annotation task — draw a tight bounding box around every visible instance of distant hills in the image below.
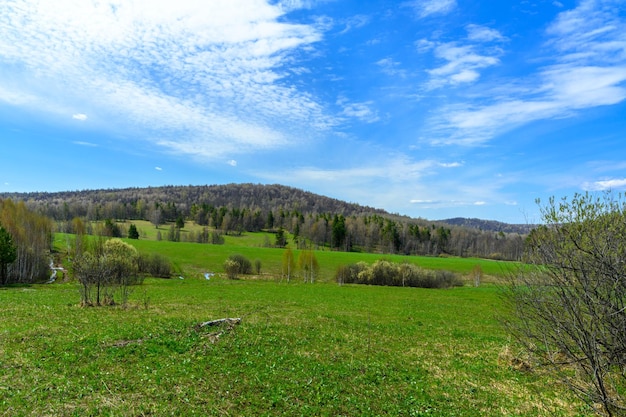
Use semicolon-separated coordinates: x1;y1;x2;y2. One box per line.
439;217;535;234
0;183;532;233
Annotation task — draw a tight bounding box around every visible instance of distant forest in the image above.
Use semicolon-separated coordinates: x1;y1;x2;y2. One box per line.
1;183;528;260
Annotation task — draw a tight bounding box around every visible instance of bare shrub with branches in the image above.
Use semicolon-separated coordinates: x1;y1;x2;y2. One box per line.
504;192;626;416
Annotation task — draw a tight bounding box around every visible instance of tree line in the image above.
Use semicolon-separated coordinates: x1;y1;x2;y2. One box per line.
1;184;527;260
0;199;52;284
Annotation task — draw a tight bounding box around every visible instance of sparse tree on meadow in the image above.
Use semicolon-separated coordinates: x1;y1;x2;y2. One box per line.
74;238;139;306
281;248;295;282
298;249;319;283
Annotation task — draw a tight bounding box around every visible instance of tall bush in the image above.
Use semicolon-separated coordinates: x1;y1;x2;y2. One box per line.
335;260;462;289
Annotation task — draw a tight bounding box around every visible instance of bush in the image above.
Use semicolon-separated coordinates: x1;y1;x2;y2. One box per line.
224;259;239;280
138;252;172;278
211;231;225;245
227;254;252;275
335;260;462;289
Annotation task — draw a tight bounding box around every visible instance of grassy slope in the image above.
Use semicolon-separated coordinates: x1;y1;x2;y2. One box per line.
0;278;589;416
63;220;517;282
0;231;591;416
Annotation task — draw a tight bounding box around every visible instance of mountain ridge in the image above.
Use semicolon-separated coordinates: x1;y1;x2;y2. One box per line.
1;183;529;232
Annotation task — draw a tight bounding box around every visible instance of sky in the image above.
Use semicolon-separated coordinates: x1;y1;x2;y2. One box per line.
1;0;625;224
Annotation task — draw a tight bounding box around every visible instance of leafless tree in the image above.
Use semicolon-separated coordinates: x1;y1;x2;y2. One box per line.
504;192;626;416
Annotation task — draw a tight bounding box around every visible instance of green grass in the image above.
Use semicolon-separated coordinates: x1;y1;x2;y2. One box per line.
1;233;587;415
55;228;517;283
0;278;590;416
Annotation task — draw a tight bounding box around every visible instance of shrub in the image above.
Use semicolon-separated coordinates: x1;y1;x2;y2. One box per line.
138;252;172;278
211;231;225;245
224;259;239;280
335;260;462;289
227;254;252;275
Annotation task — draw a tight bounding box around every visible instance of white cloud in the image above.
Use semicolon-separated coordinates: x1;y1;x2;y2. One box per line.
73;141;98;147
337;97;380;123
0;0;333;160
424;43;501;88
155;166;163;171
407;0;457;19
339;15;370;34
72;113;87;121
583;178;626;191
376;58;407;78
466;24;507;43
227;160;238;167
425;0;626;146
439;161;463;168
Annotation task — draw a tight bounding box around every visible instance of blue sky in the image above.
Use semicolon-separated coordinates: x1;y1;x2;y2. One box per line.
1;0;625;224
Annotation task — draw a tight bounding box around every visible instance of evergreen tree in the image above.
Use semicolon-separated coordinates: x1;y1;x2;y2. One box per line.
275;227;287;247
128;223;139;239
0;225;17;285
175;215;185;229
331;214;346;250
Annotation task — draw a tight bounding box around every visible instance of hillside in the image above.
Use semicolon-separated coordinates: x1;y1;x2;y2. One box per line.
1;183;528;260
440;217;535;234
0;183;389;218
1;183;528;230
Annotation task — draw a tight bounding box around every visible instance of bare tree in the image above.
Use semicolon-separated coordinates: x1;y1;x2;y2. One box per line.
281;248;295;282
298;248;319;283
504;192;626;416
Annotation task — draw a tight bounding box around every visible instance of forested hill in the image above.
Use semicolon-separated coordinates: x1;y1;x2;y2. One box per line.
440;217;535;235
1;183;529;260
0;183;390;218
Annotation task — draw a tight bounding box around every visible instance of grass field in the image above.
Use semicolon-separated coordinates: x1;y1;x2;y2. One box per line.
0;231;592;416
57;221;519;283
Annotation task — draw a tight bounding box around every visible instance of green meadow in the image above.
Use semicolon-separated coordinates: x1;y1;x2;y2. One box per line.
0;228;591;416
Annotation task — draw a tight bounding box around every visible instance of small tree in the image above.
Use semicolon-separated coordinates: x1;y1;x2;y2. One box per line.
175;216;185;229
281;248;295;282
74;238;139;306
0;225;17;286
471;264;483;287
298;249;319;283
504;192;626;416
275;228;287;248
128;224;140;239
104;238;140;306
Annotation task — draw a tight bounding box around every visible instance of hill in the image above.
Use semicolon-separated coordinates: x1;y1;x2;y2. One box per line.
1;183;528;260
0;183;389;218
1;184;529;230
440;217;535;234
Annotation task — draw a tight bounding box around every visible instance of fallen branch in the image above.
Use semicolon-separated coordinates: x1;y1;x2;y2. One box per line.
197;317;241;328
194;317;242;343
